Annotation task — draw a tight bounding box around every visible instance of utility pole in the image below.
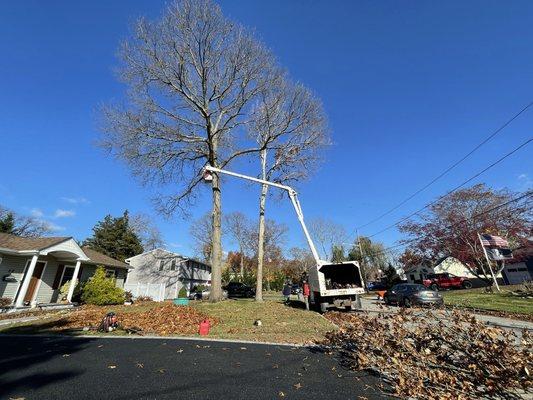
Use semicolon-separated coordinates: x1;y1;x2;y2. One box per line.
356;229;365;278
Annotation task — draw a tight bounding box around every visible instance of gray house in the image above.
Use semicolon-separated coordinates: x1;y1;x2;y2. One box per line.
0;232;130;308
125;248;211;299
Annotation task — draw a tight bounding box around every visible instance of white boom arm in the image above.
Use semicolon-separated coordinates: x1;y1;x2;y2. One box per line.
204;165;323;265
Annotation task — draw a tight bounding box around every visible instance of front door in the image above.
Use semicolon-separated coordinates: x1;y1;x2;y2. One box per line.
24;262;46;303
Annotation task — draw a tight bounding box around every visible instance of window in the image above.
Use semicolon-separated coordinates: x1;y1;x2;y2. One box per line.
171;260;176;271
410;274;415;281
159;260;164;271
517;268;527;272
105;269;117;279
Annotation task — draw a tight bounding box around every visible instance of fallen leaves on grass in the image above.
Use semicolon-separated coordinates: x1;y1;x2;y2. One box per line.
51;303;218;336
322;309;532;400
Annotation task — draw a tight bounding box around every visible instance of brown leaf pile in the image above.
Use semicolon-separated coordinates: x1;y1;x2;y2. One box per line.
54;303;218;335
322;310;532;399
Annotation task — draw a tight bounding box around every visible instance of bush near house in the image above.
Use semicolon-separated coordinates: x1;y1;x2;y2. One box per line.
81;267;125;306
178;287;188;298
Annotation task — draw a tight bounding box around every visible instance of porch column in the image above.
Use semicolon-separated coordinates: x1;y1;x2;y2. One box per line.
15;254;39;307
66;260;82;302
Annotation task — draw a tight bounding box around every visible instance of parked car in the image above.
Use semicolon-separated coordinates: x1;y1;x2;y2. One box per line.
366;281;388;291
291;284;302;295
423;272;472;291
384;283;443;307
224;282;255;298
188;288;227;300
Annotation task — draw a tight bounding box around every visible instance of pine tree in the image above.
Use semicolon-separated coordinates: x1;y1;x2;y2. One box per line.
0;212;15;234
83;211;144;261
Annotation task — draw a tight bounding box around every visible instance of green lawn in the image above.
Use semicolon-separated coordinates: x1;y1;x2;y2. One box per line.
442;285;533;315
194;297;336;344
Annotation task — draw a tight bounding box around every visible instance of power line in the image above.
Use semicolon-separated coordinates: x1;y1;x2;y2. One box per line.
360;190;533;260
356;101;533;231
367;137;532;239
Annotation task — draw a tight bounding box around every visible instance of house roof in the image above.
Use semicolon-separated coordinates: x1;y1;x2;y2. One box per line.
0;232;129;269
0;232;70;252
81;247;130;269
125;247;210;268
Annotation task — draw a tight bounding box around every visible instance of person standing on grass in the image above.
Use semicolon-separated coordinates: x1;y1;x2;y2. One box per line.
303;281;310;310
282;281;291;304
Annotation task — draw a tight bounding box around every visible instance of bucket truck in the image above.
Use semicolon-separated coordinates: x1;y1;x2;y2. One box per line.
203;166;364;312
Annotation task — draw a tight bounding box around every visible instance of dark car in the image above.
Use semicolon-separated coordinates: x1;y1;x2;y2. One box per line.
224;282;255;298
384;283;443;307
291;284;302;295
366;281;388;291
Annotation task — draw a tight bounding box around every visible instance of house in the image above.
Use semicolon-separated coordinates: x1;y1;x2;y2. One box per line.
501;240;533;285
125;248;211;299
0;232;130;308
404;256;503;287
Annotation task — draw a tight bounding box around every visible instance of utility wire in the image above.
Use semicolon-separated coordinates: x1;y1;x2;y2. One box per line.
356;101;533;231
359;190;533;259
367;137;532;239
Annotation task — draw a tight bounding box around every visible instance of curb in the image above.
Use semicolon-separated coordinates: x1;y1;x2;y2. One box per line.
0;332;309;348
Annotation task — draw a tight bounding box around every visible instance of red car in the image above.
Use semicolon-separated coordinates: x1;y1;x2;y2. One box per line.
423;273;472;291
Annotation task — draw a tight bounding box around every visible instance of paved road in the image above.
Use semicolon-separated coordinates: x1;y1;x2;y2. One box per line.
0;335;386;400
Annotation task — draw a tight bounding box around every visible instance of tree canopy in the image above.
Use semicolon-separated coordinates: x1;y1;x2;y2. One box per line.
0;205;53;237
399;184;532;281
83;211;144;261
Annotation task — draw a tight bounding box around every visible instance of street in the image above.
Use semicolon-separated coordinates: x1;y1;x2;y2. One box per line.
0;335;386;400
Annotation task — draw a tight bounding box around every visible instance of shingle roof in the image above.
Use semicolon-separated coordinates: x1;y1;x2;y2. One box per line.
0;232;70;252
81;247;130;269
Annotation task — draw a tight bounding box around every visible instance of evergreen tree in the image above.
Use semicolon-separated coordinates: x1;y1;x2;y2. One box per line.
0;211;15;234
83;211;143;261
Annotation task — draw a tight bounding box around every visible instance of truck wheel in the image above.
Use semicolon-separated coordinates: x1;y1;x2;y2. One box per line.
320;302;329;313
462;281;472;289
430;283;439;291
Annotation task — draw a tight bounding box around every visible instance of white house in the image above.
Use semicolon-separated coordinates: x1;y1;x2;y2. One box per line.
125;248;211;300
0;232;130;309
404;256;503;286
501;241;533;285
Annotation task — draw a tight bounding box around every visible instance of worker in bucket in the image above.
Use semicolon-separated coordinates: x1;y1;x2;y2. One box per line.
282;281;291;304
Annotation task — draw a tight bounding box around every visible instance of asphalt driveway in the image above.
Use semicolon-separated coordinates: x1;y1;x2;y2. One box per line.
0;335;386;399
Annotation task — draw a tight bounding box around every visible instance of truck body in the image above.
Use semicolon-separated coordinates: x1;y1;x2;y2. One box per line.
308;261;365;312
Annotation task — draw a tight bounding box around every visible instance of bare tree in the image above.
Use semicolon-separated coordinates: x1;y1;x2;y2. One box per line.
223;211;253;276
308;217;347;261
189;212;213;263
0;205;54;237
100;0;281;301
248;78;329;300
130;213;164;250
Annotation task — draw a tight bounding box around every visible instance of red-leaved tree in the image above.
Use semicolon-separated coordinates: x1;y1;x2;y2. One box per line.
399;184;532;283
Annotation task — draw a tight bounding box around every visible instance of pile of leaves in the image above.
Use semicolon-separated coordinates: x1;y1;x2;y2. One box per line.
55;303;218;335
322;310;532;399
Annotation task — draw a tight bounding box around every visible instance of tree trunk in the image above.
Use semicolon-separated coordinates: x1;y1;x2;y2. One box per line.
255;149;268;302
239;246;244;277
210;166;224;302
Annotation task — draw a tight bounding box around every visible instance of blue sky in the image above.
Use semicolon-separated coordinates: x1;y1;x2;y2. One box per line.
0;0;531;257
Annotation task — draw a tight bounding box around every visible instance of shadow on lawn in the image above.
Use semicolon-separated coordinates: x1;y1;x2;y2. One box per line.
0;334;95;397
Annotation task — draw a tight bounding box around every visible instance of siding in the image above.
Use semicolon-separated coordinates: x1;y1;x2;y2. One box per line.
0;254;31;301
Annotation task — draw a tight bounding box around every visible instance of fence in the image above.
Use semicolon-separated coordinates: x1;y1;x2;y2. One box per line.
124;283;166;302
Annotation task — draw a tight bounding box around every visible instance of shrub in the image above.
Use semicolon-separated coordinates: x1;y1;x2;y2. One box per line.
80;267;125;306
178;286;188;298
136;295;153;302
124;291;134;302
0;297;12;308
58;280;77;302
